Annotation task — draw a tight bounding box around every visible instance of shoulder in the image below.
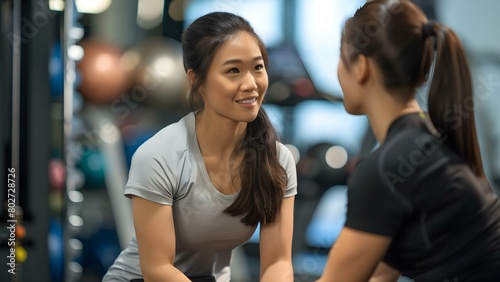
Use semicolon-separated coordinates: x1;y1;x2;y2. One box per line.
349;149;385;190
276;142;298;196
132;113;194;166
145;113;193;148
276;142;296;166
276;141;290;155
350;129;446;209
378;128;448;182
347;130;432;213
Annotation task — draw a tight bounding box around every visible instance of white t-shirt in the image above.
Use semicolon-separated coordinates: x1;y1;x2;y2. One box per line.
103;112;297;281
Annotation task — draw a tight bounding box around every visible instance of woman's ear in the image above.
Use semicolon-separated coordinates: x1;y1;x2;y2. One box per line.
352;54;370;85
187;69;196;87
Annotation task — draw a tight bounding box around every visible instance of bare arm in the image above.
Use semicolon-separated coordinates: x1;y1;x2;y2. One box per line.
369;262;401;282
132;196;190;282
316;227;393;282
259;196;295;282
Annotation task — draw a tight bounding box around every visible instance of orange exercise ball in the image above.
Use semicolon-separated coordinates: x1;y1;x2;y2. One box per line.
77;40;130;104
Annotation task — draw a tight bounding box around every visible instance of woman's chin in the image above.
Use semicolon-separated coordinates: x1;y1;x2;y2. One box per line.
241;113;259;123
344;104;364;116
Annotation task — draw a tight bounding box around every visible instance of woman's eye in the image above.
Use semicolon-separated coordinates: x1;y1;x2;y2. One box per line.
255;64;264;70
227;68;239;73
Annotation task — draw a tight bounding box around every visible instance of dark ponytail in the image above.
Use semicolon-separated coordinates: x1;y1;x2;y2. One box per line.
225;108;287;225
425;22;485;177
341;0;484;177
182;12;287;225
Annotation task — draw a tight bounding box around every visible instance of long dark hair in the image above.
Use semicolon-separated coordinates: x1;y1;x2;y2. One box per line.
181;12;287;225
341;0;484;177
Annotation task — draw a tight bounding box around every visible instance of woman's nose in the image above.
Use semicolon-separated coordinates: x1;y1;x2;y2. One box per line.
241;72;258;91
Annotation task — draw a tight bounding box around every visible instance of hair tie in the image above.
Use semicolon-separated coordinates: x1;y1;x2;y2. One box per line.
422;22;435;38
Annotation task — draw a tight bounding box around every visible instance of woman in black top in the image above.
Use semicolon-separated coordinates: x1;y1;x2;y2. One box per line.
317;0;500;281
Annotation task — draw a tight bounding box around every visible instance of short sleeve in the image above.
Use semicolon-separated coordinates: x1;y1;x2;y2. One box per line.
124;145;176;205
277;143;298;198
345;156;411;237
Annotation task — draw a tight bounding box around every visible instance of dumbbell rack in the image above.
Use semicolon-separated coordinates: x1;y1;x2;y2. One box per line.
0;0;56;281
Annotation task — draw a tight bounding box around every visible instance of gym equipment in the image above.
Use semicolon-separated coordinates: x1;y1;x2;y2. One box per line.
266;80;292;104
73;91;84;113
49;158;65;190
67;238;83;261
49;190;64;215
79;227;121;277
49;41;64;99
265;46;341;107
71;114;85;138
299;142;350;188
66;167;86;191
76;148;106;189
122;126;156;167
77;40;130;104
49;218;64;282
16;246;28;263
16;225;26;239
66;261;83;281
121;37;188;107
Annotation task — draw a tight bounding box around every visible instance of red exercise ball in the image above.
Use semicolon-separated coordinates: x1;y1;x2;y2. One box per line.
77;40;130;104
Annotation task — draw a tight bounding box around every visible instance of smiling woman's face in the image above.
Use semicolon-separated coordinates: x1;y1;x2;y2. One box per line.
200;31;269;123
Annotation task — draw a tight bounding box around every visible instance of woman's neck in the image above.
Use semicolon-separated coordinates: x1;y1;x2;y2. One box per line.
365;92;422;144
195;110;247;160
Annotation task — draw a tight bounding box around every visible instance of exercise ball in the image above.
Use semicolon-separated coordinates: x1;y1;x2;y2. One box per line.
77;40;130;104
121;37;188;107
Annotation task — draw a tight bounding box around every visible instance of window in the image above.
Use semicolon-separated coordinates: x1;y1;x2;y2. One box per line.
295;0;365;99
184;0;284;47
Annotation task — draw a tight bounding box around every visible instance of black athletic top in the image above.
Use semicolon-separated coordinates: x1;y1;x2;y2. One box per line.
345;112;500;281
